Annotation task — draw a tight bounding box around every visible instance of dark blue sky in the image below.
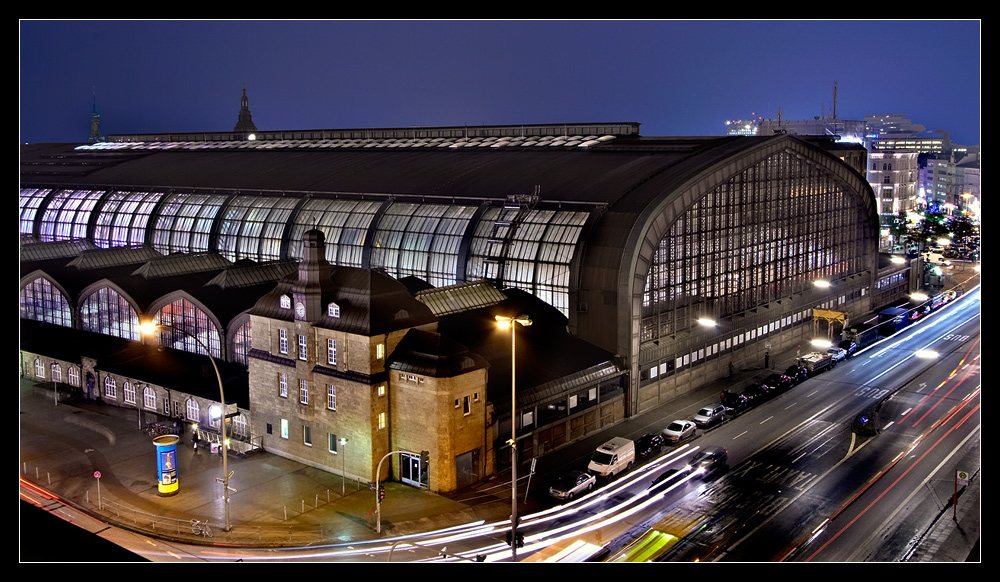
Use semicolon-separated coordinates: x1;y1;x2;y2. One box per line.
19;20;981;146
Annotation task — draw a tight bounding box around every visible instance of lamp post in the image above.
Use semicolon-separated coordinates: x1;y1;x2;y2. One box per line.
339;437;349;496
495;314;531;561
140;321;232;532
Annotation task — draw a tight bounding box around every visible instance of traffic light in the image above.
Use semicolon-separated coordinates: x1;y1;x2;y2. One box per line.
378;484;385;501
504;530;524;548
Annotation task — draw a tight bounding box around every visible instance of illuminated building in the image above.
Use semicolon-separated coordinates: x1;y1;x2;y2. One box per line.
20;116;885;490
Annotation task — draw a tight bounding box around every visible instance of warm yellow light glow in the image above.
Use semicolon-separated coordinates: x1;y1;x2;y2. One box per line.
814;280;831;288
811;339;832;349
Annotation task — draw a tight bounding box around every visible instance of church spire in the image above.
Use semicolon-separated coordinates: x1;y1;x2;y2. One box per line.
88;91;106;143
233;83;258;135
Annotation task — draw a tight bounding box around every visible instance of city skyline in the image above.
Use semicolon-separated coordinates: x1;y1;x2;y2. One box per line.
20;19;981;146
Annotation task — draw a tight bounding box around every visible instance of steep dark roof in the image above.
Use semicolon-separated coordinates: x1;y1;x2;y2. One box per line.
249;265;437;335
386;328;489;378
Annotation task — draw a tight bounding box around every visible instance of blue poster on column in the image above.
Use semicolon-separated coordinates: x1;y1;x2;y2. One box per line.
153;435;180;496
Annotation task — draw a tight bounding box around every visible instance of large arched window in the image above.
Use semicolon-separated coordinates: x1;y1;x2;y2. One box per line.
150;298;222;359
641;149;872;342
20;276;72;327
230;318;252;368
80;286;141;340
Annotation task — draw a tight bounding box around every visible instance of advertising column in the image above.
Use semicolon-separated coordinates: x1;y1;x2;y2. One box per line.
153;434;180;496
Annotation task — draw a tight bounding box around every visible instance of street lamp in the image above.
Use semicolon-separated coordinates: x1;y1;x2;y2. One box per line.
339;437;349;496
495;314;531;560
140;321;232;532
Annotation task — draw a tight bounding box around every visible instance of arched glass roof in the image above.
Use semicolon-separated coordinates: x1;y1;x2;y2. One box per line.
18;186;594;317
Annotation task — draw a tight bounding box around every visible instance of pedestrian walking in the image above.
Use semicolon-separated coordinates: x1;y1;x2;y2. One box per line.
193;431;199;452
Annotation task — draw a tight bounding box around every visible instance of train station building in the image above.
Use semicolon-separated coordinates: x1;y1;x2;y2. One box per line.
21;110;902;492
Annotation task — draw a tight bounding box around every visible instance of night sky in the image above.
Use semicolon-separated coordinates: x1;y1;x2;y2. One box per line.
19;20;981;146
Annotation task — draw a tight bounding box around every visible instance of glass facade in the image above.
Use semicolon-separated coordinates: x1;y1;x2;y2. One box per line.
641;150;871;343
80;286;141;340
369;202;478;287
151;298;222;359
19;186;594;355
19;276;72;327
467;207;589;315
93;190;164;248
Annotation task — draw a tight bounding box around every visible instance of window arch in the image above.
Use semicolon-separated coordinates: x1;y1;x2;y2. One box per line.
104;376;117;399
20;276;72;327
50;363;62;383
149;297;222;359
80;285;141;340
640;149;872;342
143;386;157;410
185;399;200;422
230;317;252;367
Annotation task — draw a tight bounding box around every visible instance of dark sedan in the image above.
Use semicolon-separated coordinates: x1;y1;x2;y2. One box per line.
762;373;793;392
636;433;665;458
785;365;808;383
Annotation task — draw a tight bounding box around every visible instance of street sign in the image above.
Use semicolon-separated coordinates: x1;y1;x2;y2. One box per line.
957;470;970;486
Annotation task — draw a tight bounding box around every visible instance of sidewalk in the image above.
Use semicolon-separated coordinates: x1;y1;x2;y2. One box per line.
19;297;980;561
19;376;513;550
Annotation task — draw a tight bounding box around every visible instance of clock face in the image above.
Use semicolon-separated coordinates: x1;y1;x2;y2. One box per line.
295;302;306;317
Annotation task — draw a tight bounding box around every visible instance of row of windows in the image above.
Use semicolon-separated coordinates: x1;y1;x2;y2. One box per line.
274;415;385;449
19;188;594;317
28;358;249;438
20;278;250;365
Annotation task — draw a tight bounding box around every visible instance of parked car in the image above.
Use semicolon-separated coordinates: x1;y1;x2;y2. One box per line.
826;347;847;362
721;391;750;414
838;340;858;357
662;420;696;444
762;373;793;392
742;383;770;403
636;433;665;458
692;404;727;428
549;469;597;501
785;365;809;384
686;446;729;478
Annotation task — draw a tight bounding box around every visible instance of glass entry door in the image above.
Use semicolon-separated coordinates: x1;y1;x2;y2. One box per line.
400;452;426;487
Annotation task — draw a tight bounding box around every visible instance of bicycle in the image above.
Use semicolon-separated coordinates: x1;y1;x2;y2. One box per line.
143;423;172;437
190;519;213;537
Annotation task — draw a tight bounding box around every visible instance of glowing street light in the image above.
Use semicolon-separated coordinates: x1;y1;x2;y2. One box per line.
495;314;532;560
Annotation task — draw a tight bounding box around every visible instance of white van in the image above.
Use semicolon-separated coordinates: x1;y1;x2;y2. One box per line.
587;437;635;478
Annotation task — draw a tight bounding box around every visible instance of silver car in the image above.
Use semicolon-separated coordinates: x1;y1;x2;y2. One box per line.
692;404;727;428
549;470;597;501
662;419;696;443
